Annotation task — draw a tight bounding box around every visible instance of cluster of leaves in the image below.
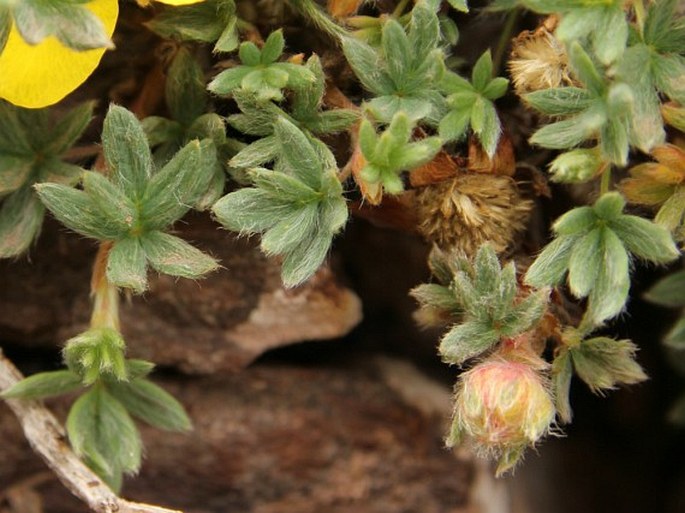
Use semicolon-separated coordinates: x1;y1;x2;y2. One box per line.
525;192;679;327
142;47;242;208
213;118;347;287
147;0;239;53
225;54;358;170
36;105;220;293
0;101;93;257
552;329;647;422
412;245;548;365
1;326;191;490
439;50;508;157
358;112;441;195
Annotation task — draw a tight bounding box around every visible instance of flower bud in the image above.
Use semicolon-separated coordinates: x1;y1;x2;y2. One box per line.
448;355;555;475
549;148;605;183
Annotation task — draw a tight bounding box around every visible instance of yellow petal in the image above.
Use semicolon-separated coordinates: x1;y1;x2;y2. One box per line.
0;0;118;109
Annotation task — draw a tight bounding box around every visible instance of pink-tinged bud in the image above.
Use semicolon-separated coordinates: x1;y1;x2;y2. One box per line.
448;355;555;475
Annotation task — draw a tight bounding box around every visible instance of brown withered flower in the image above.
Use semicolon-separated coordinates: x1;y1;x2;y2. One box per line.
415;173;533;256
509;20;572;96
620;144;685;242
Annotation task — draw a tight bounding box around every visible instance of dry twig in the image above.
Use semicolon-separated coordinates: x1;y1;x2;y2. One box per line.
0;348;183;513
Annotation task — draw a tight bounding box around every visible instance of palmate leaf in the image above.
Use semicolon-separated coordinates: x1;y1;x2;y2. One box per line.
0;101;94;257
213;119;347;287
416;245;547;365
525;193;679;327
342;3;444;124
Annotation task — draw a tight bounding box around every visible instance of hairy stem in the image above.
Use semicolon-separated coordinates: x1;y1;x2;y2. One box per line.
287;0;349;41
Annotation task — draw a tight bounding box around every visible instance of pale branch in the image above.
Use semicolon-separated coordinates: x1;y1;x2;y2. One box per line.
0;347;184;513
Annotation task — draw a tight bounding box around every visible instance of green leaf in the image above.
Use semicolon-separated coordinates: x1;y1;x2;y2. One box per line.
140;139;212;230
1;370;82;400
280;230;331;288
571;337;647;393
554;205;596;235
439;320;499;364
585;227;630;324
166;48;207;127
530;107;606;149
261;30;285;64
524;87;595;116
342;37;394;95
146;0;237;48
568;228;602;297
107;379;192;432
383;19;412;86
609;215;679;264
81;172;137;235
35;183;119;240
107;238;148;293
410;283;461;312
0;155;32;196
568;42;605;94
665;317;685;349
0;187;44;258
653;54;685;105
500;290;547;336
230;136;279;169
44;101;95;156
439;107;471;141
141;231;218;279
552;350;573;423
13;0;112;50
66;386;142;490
481;77;508;100
408;2;441;64
274;117;322;189
593;191;625;220
645;270;685;308
102;105;153;201
472;99;500;157
592;6;628;65
525;235;578;288
212;188;290;233
261;203;319;256
471;50;493;92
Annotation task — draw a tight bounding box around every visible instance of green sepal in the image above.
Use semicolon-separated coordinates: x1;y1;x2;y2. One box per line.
63;328;128;385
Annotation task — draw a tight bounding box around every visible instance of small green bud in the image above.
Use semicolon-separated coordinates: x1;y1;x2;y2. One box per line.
549;148;605;183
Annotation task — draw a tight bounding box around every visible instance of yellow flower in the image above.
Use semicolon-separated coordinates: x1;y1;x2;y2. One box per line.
0;0;203;109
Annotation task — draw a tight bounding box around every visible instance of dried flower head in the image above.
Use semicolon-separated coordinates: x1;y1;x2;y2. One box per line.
415;173;533;256
448;351;556;475
509;24;572;96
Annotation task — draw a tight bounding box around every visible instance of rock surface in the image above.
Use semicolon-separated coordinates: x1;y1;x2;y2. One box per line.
0;359;486;513
0;214;362;374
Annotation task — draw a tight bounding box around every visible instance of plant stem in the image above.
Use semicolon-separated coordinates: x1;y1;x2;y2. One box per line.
89;241;120;332
393;0;411;18
599;165;612;196
492;8;519;76
287;0;349;42
633;0;646;36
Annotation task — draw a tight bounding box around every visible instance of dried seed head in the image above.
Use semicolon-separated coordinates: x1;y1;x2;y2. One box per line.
415;174;533;257
449;353;556;474
509;26;571;96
